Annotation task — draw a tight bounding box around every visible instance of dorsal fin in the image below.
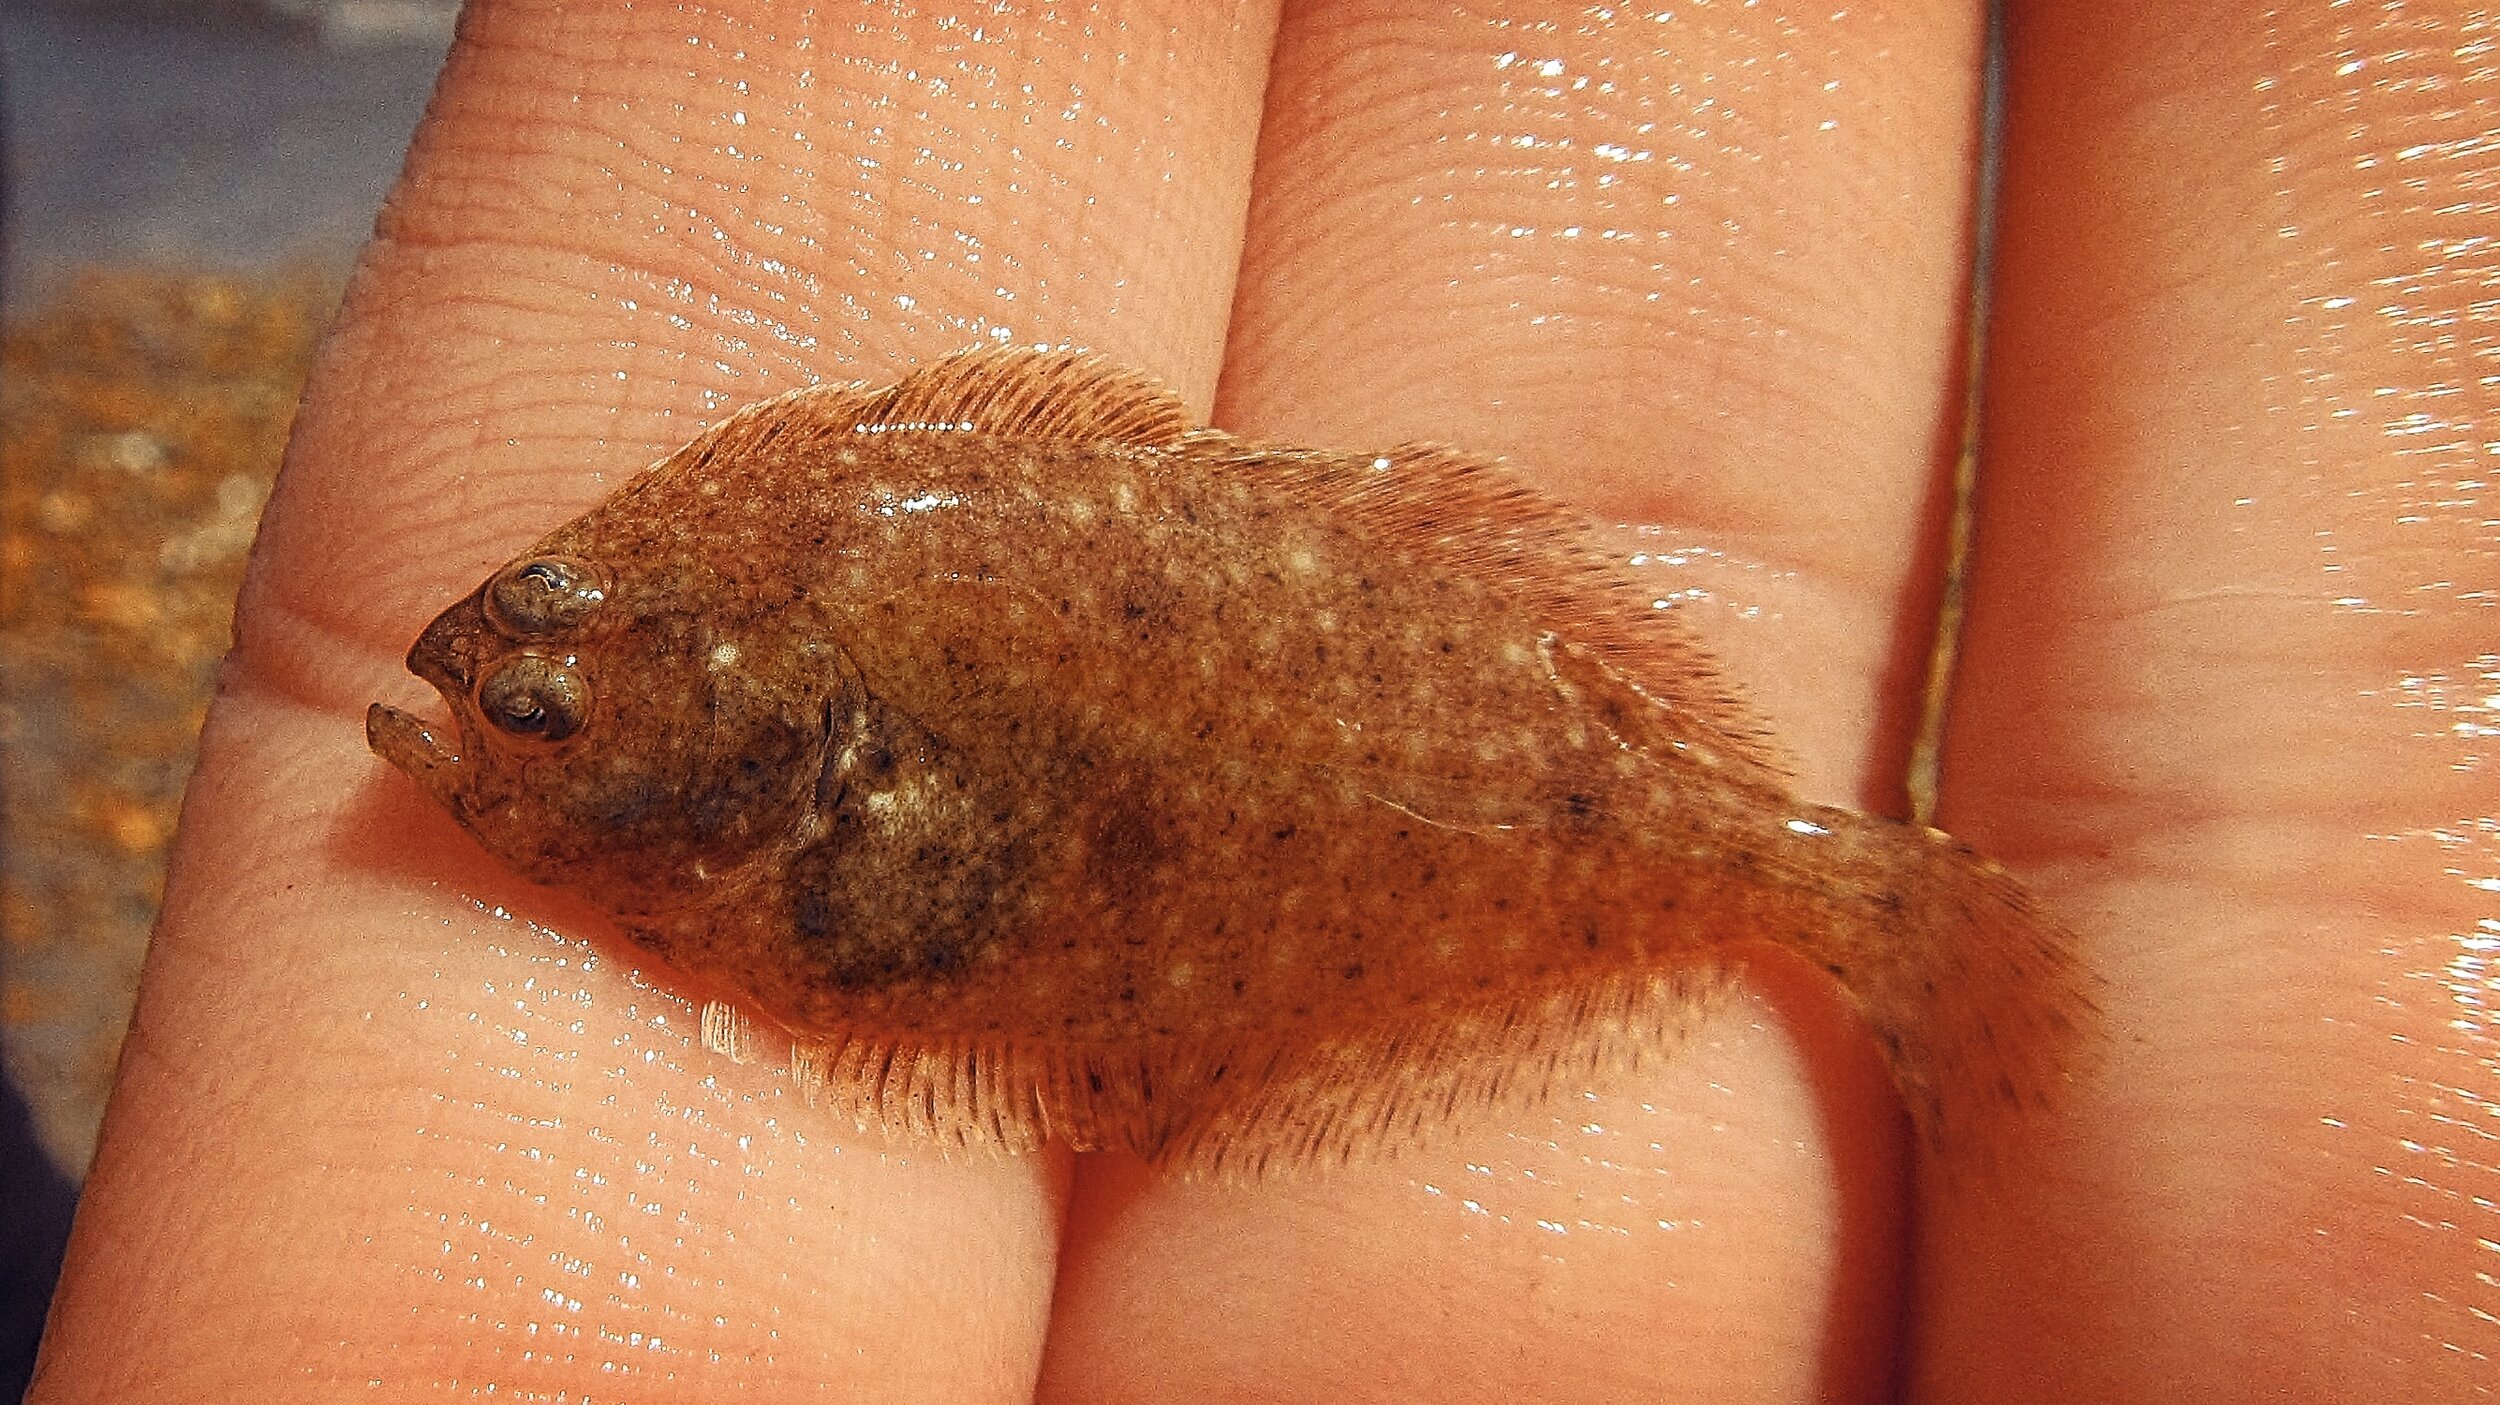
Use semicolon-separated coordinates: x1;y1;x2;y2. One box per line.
1177;432;1793;778
647;352;1784;774
843;346;1194;444
672;347;1193;477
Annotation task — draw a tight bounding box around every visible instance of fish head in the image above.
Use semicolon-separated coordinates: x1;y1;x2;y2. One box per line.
368;544;843;911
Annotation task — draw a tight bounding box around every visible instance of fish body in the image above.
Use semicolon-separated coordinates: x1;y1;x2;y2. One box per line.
370;349;2086;1174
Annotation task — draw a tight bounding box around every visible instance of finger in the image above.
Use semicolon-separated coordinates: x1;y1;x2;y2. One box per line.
1216;3;1985;797
32;3;1277;1399
1926;4;2499;1400
1040;5;1989;1401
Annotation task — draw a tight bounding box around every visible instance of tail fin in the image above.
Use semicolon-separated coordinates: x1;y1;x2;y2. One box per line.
1786;809;2097;1167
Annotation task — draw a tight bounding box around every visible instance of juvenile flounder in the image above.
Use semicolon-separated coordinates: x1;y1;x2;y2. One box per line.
367;347;2088;1176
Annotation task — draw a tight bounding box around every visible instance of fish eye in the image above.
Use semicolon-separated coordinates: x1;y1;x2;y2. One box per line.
486;555;610;637
477;655;590;742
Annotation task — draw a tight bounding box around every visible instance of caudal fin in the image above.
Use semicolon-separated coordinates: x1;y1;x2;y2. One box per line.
1793;812;2097;1168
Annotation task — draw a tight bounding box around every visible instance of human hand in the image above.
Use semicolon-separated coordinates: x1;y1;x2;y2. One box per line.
31;5;2493;1402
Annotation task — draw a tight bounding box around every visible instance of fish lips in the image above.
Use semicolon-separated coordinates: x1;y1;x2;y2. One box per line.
366;598;491;810
366;699;467;808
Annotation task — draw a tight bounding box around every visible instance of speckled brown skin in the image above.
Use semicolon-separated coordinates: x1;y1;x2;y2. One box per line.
369;347;2088;1175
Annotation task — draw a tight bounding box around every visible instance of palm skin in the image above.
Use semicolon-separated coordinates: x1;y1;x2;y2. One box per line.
30;5;2496;1403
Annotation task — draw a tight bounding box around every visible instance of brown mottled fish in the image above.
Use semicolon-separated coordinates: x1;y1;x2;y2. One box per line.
368;347;2088;1177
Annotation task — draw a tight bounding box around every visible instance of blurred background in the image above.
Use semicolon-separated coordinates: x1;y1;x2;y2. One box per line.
0;0;456;1390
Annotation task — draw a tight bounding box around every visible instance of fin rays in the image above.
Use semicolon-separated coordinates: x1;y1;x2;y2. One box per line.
704;966;1731;1181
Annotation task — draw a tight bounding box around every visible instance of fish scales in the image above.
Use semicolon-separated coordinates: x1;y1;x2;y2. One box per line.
369;347;2091;1176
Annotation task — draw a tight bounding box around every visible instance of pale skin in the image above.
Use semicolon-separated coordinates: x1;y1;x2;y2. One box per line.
29;4;2497;1402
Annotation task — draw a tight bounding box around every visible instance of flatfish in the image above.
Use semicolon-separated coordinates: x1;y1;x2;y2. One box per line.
367;347;2088;1176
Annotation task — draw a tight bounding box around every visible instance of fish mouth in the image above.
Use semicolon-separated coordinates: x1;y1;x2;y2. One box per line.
367;699;466;810
368;606;481;808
